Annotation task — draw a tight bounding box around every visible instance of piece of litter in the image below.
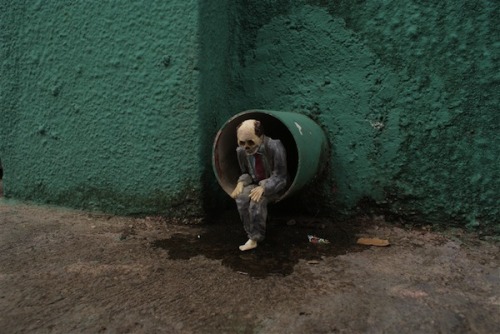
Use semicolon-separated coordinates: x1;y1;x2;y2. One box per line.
307;260;320;265
308;235;330;244
356;237;390;247
237;271;248;275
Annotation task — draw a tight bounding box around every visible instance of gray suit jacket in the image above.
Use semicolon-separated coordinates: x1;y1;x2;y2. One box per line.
236;136;288;197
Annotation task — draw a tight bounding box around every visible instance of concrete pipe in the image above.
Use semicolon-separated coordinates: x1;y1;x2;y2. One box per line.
212;110;328;201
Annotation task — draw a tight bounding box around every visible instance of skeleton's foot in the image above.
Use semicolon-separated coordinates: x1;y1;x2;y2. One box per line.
239;239;257;251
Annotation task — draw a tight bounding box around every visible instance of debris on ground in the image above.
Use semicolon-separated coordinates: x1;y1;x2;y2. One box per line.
356;237;390;247
308;235;330;244
1;201;499;333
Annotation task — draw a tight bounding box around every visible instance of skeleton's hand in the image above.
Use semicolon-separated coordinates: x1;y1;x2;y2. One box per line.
249;186;265;202
231;182;244;198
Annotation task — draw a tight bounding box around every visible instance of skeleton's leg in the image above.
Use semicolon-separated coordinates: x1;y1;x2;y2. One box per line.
235;185;256;250
236;185;270;251
238;195;270;251
247;196;269;242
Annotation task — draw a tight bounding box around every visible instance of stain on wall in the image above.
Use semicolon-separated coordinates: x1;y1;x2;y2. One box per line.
197;1;234;211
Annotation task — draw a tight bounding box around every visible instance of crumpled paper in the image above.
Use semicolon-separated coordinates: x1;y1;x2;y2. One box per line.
308;235;330;244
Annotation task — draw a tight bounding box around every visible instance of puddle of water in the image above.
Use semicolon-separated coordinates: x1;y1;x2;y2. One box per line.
152;212;363;278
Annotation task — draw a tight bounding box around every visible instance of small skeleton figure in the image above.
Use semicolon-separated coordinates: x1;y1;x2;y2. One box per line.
231;119;287;251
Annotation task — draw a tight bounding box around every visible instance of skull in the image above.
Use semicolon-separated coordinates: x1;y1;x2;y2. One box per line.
237;119;263;155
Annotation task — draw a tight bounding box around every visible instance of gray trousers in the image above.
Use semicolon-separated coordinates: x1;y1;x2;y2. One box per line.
235;185;278;242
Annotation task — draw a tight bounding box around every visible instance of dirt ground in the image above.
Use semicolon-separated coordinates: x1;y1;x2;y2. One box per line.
0;181;499;333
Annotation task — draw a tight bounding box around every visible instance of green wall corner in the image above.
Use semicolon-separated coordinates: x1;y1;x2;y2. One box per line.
1;0;498;232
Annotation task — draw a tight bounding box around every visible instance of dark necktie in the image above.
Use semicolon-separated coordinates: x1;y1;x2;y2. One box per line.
254;154;265;181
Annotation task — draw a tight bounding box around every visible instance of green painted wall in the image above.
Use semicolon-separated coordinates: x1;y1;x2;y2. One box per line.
1;1;498;231
227;0;498;230
1;0;208;215
197;1;234;211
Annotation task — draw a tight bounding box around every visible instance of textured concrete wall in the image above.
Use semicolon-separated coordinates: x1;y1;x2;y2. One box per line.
1;0;206;214
228;0;499;230
197;1;234;211
1;0;498;231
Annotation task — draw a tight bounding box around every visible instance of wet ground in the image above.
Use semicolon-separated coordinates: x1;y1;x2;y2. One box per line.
1;184;499;333
152;212;362;279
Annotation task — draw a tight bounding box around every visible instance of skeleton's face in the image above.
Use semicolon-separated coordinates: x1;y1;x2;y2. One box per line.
237;119;262;155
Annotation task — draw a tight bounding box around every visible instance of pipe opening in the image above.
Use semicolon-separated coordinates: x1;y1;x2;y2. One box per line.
213;110;327;201
213;112;298;199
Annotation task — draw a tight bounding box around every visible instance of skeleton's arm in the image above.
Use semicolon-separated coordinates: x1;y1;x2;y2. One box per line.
260;139;287;196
